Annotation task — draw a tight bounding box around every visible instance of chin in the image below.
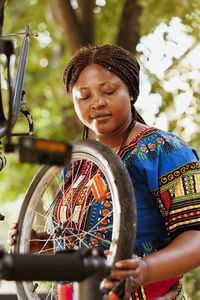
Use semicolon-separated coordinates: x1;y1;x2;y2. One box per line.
91;124;116;136
96;129;115;136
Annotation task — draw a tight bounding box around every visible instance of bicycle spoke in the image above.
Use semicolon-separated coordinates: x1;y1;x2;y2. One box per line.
15;140;136;300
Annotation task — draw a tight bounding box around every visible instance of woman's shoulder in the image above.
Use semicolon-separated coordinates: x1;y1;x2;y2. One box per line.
129;125;186;145
119;125;199;164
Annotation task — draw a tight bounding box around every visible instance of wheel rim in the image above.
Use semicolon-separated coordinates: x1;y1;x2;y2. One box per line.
17;149;122;299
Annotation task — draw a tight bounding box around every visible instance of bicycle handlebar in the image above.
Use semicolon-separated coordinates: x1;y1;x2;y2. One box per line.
0;247;111;282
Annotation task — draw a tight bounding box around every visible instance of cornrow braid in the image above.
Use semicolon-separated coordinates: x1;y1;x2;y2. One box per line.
63;44;146;138
82;125;89;139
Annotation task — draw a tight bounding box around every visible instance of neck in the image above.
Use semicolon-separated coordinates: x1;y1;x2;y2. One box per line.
95;122;133;152
95;121;148;152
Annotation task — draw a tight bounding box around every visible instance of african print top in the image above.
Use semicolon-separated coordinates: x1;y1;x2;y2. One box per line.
52;161;113;250
118;127;200;300
52;127;200;300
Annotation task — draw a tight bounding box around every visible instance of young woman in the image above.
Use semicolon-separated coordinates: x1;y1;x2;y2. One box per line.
9;45;200;299
62;45;200;299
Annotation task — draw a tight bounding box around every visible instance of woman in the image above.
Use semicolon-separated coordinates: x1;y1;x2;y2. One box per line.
62;45;200;299
9;45;200;299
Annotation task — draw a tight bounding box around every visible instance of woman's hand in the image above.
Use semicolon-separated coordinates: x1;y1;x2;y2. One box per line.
103;254;148;291
7;223;17;253
104;230;200;293
7;223;41;253
8;223;53;254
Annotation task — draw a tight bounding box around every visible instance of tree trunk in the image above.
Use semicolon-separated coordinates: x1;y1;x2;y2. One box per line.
54;0;95;53
117;0;142;54
76;0;95;45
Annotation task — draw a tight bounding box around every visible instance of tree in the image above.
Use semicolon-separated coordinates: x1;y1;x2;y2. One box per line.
54;0;142;54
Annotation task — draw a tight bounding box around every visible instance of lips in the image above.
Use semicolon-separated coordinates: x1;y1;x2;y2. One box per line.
91;113;112;120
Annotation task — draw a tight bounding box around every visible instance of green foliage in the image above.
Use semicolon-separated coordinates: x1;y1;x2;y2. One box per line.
0;0;82;206
95;0;124;44
183;267;200;300
0;153;39;203
137;0;200;155
2;0;80;140
140;0;200;38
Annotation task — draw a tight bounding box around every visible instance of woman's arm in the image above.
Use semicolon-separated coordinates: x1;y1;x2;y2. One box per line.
103;230;200;290
8;223;53;254
30;228;53;253
144;230;200;284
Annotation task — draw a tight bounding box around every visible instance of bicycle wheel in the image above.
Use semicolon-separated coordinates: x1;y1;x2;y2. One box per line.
14;139;136;300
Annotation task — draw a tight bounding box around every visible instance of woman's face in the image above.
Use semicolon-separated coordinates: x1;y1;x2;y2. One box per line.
71;64;132;137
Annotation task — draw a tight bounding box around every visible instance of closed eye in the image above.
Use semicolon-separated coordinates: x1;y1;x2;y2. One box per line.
78;95;89;100
104;89;116;95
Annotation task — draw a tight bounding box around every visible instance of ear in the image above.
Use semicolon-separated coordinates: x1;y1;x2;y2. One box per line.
130;95;134;102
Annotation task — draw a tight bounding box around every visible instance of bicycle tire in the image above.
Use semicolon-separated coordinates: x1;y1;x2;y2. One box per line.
14;139;136;300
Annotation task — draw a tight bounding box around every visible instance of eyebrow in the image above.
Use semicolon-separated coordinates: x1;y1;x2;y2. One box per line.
79;81;113;90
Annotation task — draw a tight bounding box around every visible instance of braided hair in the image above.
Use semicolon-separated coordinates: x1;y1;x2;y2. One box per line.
63;45;146;139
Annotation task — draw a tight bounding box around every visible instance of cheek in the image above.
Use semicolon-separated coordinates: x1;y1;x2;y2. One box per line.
73;101;88;123
114;94;132;115
73;101;80;114
73;102;83;119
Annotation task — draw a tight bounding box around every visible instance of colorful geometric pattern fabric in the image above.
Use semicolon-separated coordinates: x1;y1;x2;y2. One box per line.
118;127;199;299
51;161;113;251
152;162;200;238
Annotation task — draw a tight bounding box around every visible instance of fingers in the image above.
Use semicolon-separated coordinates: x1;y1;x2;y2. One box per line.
8;228;17;238
107;268;138;283
103;276;136;293
102;279;119;290
10;223;17;230
7;223;17;253
103;255;148;291
103;257;139;290
104;250;110;257
115;255;140;270
7;232;16;245
8;223;17;237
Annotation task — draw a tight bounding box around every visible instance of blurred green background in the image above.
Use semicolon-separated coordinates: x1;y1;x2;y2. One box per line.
0;0;199;297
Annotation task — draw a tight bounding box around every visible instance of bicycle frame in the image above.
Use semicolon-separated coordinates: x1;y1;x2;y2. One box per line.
0;25;31;140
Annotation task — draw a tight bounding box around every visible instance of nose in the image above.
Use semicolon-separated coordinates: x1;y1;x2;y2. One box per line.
91;95;106;109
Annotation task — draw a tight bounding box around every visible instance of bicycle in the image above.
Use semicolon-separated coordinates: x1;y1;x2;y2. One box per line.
0;5;137;300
